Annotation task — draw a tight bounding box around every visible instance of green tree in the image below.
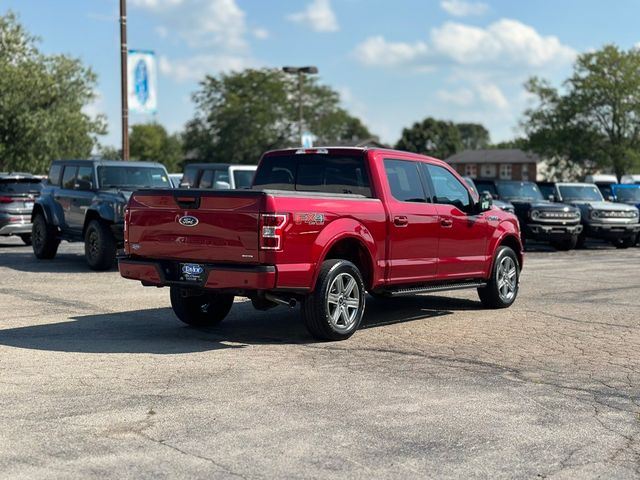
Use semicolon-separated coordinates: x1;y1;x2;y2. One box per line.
0;11;106;173
523;45;640;179
183;69;373;164
130;123;183;172
395;117;462;159
456;123;490;150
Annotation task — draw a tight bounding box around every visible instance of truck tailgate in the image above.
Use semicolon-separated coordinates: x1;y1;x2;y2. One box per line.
126;190;266;263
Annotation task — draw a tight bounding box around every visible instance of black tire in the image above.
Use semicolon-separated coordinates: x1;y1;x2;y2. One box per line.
84;219;117;271
302;259;366;341
19;234;32;246
576;232;587;249
170;286;234;327
477;246;520;309
31;213;59;259
613;236;635;249
550;236;578;251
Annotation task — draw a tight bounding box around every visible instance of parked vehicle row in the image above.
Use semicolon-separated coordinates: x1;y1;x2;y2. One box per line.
474;179;583;250
537;181;640;248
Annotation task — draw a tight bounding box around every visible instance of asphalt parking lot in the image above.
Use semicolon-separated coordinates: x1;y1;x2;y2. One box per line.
0;238;639;479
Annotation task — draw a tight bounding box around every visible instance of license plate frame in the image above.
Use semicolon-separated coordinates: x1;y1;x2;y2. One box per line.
179;263;205;283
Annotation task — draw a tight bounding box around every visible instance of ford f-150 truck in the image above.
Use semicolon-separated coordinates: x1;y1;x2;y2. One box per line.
119;148;523;340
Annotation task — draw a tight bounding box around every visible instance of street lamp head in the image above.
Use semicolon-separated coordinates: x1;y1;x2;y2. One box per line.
282;66;319;75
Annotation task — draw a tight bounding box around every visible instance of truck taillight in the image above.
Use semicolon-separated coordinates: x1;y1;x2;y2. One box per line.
260;213;287;250
0;196;13;204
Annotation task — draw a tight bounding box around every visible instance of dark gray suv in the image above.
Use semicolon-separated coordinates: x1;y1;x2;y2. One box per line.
0;173;43;245
32;160;171;270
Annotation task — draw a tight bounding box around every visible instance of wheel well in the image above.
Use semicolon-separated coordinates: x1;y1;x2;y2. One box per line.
83;211;110;237
323;238;374;290
499;235;523;267
31;204;45;222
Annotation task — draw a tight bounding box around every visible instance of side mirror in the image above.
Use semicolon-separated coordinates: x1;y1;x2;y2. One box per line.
607;195;615;202
548;194;555;202
481;190;496;200
75;179;93;191
477;192;493;213
214;180;231;190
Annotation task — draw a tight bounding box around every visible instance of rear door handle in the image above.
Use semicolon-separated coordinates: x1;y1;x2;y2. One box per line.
393;216;408;227
440;218;453;228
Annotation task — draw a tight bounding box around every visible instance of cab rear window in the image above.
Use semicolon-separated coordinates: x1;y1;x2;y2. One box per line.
252;154;372;197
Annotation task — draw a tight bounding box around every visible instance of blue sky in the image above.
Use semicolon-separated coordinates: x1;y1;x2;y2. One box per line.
3;0;640;149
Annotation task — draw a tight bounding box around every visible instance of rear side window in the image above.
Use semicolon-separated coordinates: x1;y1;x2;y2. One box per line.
181;167;199;188
383;159;427;202
48;165;62;186
198;170;214;188
425;164;471;210
62;167;77;189
233;170;255;189
253;154;371;197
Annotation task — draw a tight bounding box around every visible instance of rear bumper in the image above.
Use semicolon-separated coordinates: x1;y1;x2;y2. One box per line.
118;257;277;290
0;215;32;236
524;223;583;240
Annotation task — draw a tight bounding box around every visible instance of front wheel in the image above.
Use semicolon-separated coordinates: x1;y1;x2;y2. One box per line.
170;287;234;327
302;259;366;341
84;220;116;270
478;246;520;309
613;236;635;249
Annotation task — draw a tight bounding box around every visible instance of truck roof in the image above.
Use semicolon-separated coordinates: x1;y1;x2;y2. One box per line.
51;159;167;169
262;146;446;163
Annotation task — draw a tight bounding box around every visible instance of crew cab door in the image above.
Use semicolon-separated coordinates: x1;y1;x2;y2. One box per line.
68;165;95;230
421;163;487;278
383;158;439;284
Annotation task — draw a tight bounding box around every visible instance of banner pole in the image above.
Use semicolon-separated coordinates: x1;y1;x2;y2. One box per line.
120;0;129;161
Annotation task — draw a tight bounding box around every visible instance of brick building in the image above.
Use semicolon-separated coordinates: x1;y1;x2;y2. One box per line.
446;149;539;181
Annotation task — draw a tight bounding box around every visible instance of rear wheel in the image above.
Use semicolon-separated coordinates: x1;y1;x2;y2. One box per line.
478;246;520;309
613;236;635;249
170;287;234;327
32;213;59;259
550;236;577;251
302;259;366;341
19;234;32;246
84;220;116;271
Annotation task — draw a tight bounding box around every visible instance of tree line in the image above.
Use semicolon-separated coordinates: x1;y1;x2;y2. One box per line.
2;12;640;178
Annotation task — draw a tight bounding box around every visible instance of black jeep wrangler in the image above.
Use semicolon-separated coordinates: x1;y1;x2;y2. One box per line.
475;179;582;250
31;160;171;270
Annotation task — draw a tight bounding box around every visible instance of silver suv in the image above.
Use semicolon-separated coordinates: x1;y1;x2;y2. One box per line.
0;173;43;245
554;182;640;248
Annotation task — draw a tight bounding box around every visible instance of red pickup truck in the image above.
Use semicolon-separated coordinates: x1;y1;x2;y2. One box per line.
119;147;523;340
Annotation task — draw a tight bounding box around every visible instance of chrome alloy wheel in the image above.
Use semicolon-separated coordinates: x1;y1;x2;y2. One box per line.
326;272;361;332
497;256;517;302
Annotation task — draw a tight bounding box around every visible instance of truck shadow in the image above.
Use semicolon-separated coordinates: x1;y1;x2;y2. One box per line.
0;295;478;354
0;251;113;274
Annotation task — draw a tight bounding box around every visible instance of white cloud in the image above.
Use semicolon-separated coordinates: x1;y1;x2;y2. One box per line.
252;28;270;40
132;0;247;50
436;83;509;110
476;83;509;109
435;88;475;107
353;36;428;67
440;0;488;17
431;19;576;67
158;55;256;82
287;0;338;33
82;89;104;119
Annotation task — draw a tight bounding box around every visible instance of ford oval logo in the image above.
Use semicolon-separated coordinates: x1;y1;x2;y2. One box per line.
178;215;199;227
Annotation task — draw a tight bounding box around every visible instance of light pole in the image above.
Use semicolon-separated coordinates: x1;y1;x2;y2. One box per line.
282;66;318;145
120;0;129;160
